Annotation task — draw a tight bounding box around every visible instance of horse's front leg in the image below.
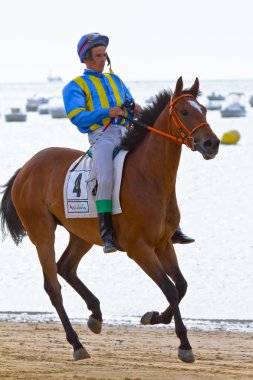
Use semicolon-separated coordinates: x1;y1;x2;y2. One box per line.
128;244;194;363
142;242;187;325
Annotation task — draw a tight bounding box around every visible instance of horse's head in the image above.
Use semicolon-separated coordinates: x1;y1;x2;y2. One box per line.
170;77;220;160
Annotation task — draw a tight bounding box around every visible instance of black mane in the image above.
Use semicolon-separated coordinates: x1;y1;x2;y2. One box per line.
120;86;201;152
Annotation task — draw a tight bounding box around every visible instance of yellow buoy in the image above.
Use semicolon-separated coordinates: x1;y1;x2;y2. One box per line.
221;130;241;145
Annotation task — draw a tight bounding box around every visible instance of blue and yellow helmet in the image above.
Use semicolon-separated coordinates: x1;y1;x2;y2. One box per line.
77;33;109;62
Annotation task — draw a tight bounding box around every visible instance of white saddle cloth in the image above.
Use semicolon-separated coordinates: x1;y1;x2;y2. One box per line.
63;150;128;218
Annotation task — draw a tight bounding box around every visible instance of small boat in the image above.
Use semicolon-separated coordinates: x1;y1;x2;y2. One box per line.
5;107;27;122
207;92;225;101
38;103;50;115
26;96;39;112
26;95;45;112
145;96;155;104
38;98;50;115
49;96;67;118
47;75;62;82
249;95;253;107
206;100;222;111
220;93;246;118
221;105;246;118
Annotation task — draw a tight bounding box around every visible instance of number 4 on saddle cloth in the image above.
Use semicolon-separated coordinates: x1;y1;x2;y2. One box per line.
63;150;128;218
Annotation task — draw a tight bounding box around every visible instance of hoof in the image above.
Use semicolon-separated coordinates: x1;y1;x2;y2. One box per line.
140;311;156;325
178;348;195;363
87;315;102;334
73;347;90;361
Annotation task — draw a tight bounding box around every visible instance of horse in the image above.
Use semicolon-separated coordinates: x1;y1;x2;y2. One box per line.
0;77;220;363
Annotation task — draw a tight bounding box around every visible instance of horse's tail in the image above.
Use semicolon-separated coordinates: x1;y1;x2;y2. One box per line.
0;169;27;245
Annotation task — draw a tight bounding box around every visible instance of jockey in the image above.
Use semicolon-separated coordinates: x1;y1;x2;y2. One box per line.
62;32;194;253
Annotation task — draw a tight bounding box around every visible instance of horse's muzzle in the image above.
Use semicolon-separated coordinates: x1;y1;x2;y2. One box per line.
194;136;220;160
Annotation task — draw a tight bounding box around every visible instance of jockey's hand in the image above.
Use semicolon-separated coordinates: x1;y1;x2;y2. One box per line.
109;107;124;118
133;104;143;115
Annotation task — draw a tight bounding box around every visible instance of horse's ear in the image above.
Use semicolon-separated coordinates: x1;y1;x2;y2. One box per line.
173;76;183;98
190;77;199;97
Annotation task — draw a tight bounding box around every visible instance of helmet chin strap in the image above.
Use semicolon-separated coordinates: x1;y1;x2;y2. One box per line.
106;54;114;73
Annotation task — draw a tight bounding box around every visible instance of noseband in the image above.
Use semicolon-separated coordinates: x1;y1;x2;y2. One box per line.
147;94;209;150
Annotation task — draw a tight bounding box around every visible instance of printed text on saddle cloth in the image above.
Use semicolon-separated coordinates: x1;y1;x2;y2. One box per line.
66;169;93;214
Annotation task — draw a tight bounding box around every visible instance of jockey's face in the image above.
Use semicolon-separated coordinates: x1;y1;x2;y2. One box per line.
85;46;107;73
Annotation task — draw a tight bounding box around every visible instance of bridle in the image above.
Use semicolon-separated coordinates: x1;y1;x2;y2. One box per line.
145;94;209;150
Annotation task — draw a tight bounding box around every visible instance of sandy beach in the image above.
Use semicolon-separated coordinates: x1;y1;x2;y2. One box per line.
0;321;252;380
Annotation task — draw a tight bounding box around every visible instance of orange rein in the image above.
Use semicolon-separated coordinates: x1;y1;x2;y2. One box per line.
147;94;209;150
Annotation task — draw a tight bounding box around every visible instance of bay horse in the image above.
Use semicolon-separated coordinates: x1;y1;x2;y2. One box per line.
0;77;220;363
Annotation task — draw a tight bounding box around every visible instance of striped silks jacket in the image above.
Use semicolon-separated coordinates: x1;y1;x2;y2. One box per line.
62;69;134;133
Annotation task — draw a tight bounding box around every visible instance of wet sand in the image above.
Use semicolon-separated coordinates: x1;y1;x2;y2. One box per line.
0;321;252;379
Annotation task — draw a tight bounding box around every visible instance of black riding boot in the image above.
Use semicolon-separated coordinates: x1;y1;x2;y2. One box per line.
98;212;117;253
171;226;195;244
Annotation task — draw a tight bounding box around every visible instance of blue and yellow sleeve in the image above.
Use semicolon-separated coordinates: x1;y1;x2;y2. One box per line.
62;80;110;134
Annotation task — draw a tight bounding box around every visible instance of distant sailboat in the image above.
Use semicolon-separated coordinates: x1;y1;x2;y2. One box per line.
47;73;62;82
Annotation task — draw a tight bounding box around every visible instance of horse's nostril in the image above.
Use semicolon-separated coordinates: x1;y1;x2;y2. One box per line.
203;138;220;150
203;139;212;148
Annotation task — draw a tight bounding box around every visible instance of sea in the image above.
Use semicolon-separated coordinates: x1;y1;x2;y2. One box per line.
0;78;253;332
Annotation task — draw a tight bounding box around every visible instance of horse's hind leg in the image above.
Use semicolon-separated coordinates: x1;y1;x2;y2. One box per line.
57;233;103;334
26;211;90;360
142;242;188;326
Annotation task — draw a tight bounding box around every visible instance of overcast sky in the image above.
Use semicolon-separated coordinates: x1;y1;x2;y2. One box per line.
1;0;253;83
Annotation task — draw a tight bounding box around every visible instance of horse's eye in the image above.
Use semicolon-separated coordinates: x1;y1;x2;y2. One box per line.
181;109;188;116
